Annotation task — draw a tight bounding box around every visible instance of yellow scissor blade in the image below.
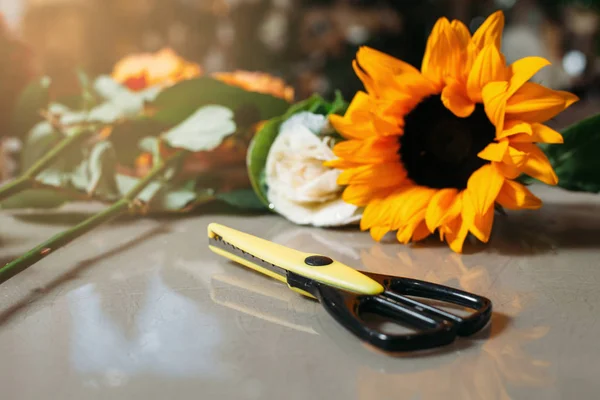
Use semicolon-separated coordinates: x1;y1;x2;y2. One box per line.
207;223;384;296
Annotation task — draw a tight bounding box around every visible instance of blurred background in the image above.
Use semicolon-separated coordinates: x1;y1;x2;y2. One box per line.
1;0;598;97
0;0;598;140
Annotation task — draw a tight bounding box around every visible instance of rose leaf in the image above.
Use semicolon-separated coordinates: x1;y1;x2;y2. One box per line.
217;189;267;211
150;77;289;125
162;105;236;152
10;76;52;138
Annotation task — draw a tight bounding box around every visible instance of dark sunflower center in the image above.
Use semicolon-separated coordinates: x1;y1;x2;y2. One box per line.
399;95;496;190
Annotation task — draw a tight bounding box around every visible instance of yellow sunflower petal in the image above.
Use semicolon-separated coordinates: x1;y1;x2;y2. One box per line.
437;191;467;244
370;226;391;241
442;79;475;117
333;136;399;164
471;11;505;50
361;197;390;231
503;144;530;167
505;82;579;123
438;190;464;226
389;186;436;230
496;180;542;210
495;161;521;179
478;140;509;162
506;57;551;97
397;210;427;244
379;99;422;129
452;20;471;46
470;203;495;243
452;19;474;80
323;158;362;169
426;188;459;232
482;81;510;133
357;46;421;76
330;91;369;123
412;221;432;242
353;60;376;95
467;164;505;215
467;44;507;102
372;111;404;136
337;163;407;188
421;17;447;87
497;120;532;139
387;74;438;103
509;123;564;144
495;139;532;179
330;91;385;139
343;185;394;207
444;214;471;254
512;143;558;185
421;17;465;88
355;47;437;102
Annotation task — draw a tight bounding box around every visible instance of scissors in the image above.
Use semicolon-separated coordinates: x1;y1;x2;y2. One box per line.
208;223;492;352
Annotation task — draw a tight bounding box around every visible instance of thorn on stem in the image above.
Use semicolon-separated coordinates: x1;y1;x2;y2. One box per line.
40;248;51;255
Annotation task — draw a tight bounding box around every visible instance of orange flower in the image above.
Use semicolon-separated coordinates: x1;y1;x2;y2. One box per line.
327;11;578;252
112;48;202;91
213;70;294;101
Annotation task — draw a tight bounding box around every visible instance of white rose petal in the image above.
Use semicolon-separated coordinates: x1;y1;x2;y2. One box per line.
265;112;362;227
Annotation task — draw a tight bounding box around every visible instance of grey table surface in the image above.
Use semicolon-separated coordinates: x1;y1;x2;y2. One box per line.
0;184;599;400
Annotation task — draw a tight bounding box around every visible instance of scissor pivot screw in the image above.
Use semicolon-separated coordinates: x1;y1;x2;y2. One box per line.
304;255;333;266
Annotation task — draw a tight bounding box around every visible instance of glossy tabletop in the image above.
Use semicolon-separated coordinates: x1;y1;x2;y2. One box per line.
0;184;599;400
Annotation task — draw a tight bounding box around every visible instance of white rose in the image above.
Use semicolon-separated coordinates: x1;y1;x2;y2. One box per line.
265;112;362;227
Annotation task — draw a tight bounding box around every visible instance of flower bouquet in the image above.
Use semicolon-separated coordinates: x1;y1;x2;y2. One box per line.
1;11;599;284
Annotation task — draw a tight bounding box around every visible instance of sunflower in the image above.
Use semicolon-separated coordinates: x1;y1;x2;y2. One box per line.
327;11;578;253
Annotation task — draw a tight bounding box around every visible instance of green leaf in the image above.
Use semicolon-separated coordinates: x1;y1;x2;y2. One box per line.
285;94;327;118
116;174;161;203
162;105;236;152
139;136;162;163
21;121;61;170
0;189;69;210
149;187;199;212
87;102;126;124
217;189;268;211
246;93;347;207
546;113;600;193
76;68;98;110
109;119;168;167
76;68;91;89
247;117;282;207
328;90;349;116
10;76;51;138
150;77;290;125
87;141;120;198
516;174;535;186
37;169;71;187
48;76;160;127
69;142;120;200
115;174;214;213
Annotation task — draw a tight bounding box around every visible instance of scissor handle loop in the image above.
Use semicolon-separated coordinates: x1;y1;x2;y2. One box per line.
314;273;492;352
380;275;492;336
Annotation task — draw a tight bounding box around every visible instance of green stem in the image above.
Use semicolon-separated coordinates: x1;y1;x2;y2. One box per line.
0;178;32;201
0;126;93;203
0;150;187;284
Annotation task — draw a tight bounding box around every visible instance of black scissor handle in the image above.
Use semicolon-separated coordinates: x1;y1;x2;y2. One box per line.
313;273;492;352
314;284;456;352
376;274;493;337
363;272;492;336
